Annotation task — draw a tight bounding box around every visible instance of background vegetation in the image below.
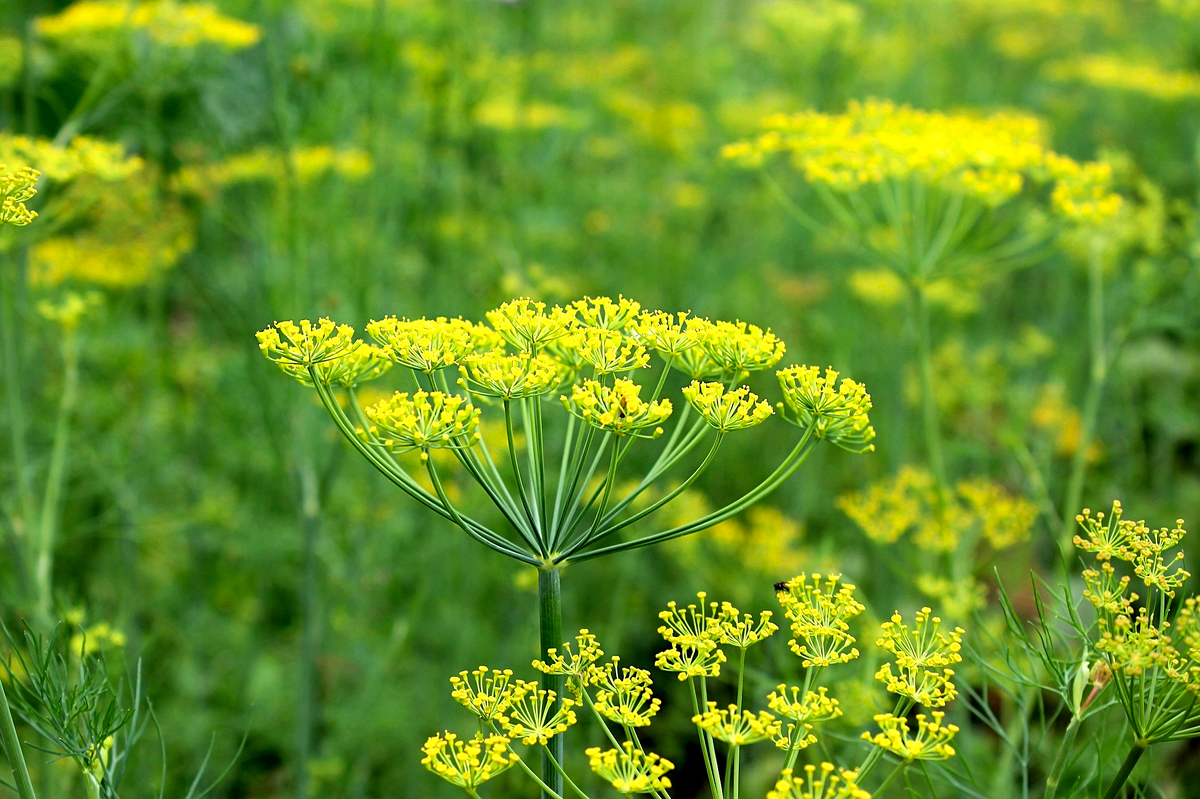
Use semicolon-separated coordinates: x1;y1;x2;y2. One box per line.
1;0;1199;796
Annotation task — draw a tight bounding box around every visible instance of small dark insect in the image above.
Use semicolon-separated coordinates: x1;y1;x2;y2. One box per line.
773;581;789;592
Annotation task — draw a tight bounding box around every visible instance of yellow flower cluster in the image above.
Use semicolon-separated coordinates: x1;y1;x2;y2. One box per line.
775;573;865;668
585;742;674;795
533;629;604;698
257;318;357;367
487;298;577;352
364;391;481;457
279;342;391;389
863;712;959;761
36;1;262;51
1047;55;1200;101
69;621;127;657
715;604;778;648
30;173;195;288
655;592;728;680
875;608;963;708
777;366;875;452
723;98;1121;223
367;316;491;372
449;667;516;724
0;165;39;226
0;133;142;183
693;702;781;745
421;732;518;790
837;466;1037;552
682;381;774;432
461;352;561;400
767;763;870;799
172;146;371;195
767;685;841;751
569;327;650;374
501;681;577;745
1075;502;1200;692
572;295;641;330
589;659;661;727
628;310;708;359
565;379;672;437
36;292;101;332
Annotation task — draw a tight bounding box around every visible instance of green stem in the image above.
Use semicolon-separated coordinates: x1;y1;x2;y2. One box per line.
688;679;721;797
0;676;36;799
1101;742;1146;799
294;456;320;799
911;284;948;494
538;568;564;799
873;762;909;796
1059;238;1107;557
1044;716;1081;799
35;327;81;623
0;252;35;550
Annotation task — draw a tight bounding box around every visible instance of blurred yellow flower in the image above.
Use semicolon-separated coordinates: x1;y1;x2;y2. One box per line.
1047;55;1200;101
36;1;261;51
173;146;371;195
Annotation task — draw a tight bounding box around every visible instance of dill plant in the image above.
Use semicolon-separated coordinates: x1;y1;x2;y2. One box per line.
257;297;875;796
723;100;1121;512
415;575;965;798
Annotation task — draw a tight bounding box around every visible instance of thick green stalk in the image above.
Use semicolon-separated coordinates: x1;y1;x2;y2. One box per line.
0;253;35;546
1044;716;1081;799
538;568;564;799
1059;239;1107;557
911;284;947;494
35;328;81;622
1101;742;1146;799
0;676;36;799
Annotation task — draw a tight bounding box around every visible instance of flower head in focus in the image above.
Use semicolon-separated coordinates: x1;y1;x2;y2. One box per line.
585;742;674;795
421;732;518;790
564;378;672;437
777;366;874;452
766;763;870;799
863;711;959;762
776;573;864;667
257;319;356;367
683;381;774;432
364;391;481;457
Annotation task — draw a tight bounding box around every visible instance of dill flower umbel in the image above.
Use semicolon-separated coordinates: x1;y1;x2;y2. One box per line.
776;573;864;667
767;685;842;724
715;604;778;648
421;732;519;790
501;681;577;745
585;742;674;794
838;466;1037;552
767;763;870;799
486;298;576;352
0;165;38;225
0;133;141;183
700;319;786;376
875;608;963;708
570;327;650;374
449;667;517;724
724;98;1121;223
533;629;604;699
460;351;561;400
364;391;481;456
863;712;959;762
564;379;672;437
257;319;357;367
589;659;661;727
656;593;727;679
571;295;641;330
628;310;709;359
682;381;774;432
693;702;782;745
367;317;476;372
36;1;262;51
777;366;875;452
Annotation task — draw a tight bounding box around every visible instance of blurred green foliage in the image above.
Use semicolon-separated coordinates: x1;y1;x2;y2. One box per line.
1;0;1200;797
